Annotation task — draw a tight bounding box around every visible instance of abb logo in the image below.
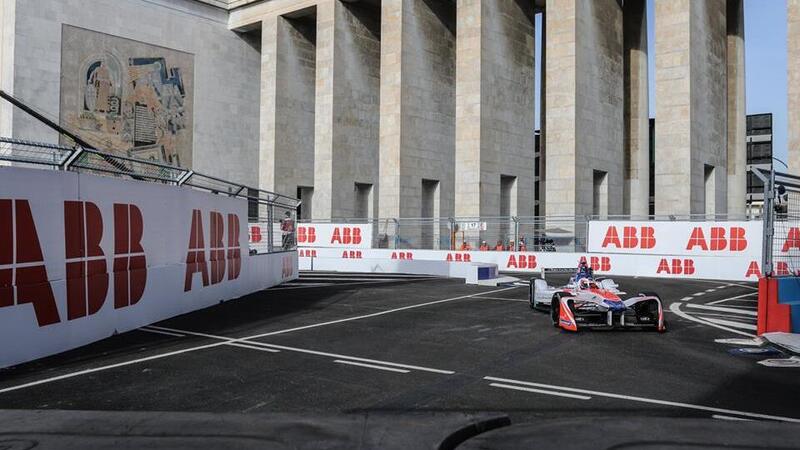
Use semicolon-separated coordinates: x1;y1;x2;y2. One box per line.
330;227;362;245
781;228;800;252
342;250;362;259
686;227;747;251
184;210;241;292
391;252;413;260
602;226;655;249
656;258;695;275
282;255;294;279
588;256;611;272
250;226;263;243
0;199;146;327
506;254;537;269
298;226;316;244
746;261;794;278
299;249;317;258
446;253;472;262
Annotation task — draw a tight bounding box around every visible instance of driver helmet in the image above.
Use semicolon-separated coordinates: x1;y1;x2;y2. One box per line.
579;278;591;289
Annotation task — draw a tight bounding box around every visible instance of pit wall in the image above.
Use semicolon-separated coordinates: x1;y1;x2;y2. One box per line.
0;167;297;368
295;220;768;282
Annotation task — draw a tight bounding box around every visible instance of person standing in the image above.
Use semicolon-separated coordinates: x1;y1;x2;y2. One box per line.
280;211;295;250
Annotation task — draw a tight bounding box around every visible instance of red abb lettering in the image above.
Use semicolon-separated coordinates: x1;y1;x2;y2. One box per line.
602;226;622;248
227;214;241;281
342;250;362;259
686;228;708;251
446;253;472;262
602;226;655;249
299;249;317;257
250;226;262;243
0;199;60;326
729;227;747;251
656;258;695;275
640;227;656;249
64;201;109;320
209;212;226;285
776;261;790;276
782;228;800;252
184;209;209;291
113;204;146;309
687;227;747;252
298;226;316;244
589;256;611;271
391;252;413;260
330;227;362;245
506;254;537;269
745;261;762;278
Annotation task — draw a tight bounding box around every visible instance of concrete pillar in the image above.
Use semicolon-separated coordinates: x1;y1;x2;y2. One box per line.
538;9;546;219
0;0;15;138
623;0;649;217
259;12;316;199
790;0;800;172
726;0;746;217
454;0;535;220
379;0;456;220
313;0;380;220
544;0;624;219
654;0;728;216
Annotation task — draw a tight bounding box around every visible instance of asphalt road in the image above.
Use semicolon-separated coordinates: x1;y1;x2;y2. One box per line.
0;272;795;428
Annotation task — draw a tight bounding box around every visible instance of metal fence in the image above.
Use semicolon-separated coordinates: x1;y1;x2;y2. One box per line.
300;212;758;252
757;168;800;276
0;137;301;254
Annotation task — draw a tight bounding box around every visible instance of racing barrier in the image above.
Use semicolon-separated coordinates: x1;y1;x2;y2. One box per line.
0;144;300;368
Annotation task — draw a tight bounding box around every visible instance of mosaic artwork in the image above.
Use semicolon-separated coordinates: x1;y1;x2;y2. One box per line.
60;25;194;167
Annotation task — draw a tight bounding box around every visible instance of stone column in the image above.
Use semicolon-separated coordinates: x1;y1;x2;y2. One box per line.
454;0;535;221
544;0;624;220
538;9;546;218
379;0;456;220
623;0;649;217
654;0;727;216
726;0;746;217
789;0;800;172
313;0;380;220
259;13;316;199
0;0;14;138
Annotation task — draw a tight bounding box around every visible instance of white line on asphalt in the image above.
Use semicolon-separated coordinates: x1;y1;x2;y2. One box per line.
482;376;799;423
680;297;694;301
489;382;592;400
333;360;410;373
139;327;185;337
712;414;754;421
472;296;529;302
668;303;755;337
148;326;456;375
0;342;228;395
686;303;758;317
0;286;503;394
706;292;759;305
687;312;757;322
225;342;280;353
692;292;705;297
716;286;728;289
704;317;758;331
705;288;717;293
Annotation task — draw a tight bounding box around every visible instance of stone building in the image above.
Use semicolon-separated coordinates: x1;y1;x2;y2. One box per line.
0;0;758;221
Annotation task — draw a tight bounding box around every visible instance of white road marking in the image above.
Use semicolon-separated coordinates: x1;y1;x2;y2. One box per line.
225;342;280;353
712;414;754;421
705;288;717;293
473;296;529;302
139;327;185;337
333;360;410;374
489;382;591;400
148;326;456;375
706;292;759;305
714;337;764;346
704;317;758;331
483;376;800;423
669;303;755;337
0;342;228;395
680;297;694;301
686;303;758;317
692;292;705;297
716;286;728;289
0;286;504;394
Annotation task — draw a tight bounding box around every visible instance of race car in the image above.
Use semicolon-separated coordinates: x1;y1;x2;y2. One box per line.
529;268;666;332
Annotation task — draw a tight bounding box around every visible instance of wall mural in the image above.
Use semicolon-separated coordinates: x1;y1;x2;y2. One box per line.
60;25;194;168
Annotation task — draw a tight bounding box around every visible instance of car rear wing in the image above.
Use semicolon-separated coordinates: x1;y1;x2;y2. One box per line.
540;267;575;280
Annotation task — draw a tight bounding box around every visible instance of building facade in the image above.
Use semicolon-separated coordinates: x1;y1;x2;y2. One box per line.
0;0;764;223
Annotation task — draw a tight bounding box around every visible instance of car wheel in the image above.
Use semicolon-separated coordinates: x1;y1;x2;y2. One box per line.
529;279;536;310
550;293;562;327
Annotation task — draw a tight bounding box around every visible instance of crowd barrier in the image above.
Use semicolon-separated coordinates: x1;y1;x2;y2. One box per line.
1;167;298;368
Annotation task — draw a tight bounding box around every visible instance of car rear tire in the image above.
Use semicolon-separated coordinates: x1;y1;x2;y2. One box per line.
550;293;561;327
529;278;536;310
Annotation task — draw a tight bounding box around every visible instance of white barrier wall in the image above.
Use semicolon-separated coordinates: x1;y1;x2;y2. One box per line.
0;167;297;368
298;247;764;282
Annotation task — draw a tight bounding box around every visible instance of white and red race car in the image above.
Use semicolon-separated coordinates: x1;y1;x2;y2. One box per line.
529;269;666;332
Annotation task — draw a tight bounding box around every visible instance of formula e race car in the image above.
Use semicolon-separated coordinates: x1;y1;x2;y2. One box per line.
529;269;666;332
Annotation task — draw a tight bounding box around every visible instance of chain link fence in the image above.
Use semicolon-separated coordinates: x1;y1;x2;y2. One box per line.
0;136;300;254
759;168;800;276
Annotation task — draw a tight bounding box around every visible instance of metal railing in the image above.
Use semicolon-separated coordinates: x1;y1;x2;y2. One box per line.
0;137;301;254
756;168;800;276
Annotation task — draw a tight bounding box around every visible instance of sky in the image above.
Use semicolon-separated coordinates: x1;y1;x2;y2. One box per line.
535;0;789;164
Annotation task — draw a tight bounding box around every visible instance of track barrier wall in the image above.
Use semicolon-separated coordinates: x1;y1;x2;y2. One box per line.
1;167;298;368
